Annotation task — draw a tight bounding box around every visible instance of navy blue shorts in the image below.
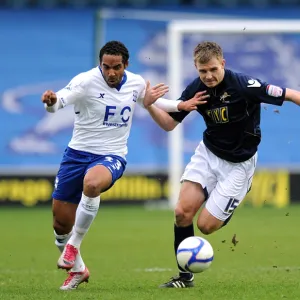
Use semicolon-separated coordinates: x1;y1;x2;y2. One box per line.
52;147;126;204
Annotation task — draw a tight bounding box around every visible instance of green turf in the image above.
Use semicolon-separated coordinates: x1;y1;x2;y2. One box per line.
1;205;300;299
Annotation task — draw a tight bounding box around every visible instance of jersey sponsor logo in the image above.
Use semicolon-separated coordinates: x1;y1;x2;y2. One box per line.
247;79;261;88
266;85;283;97
220;92;231;103
133;90;138;102
103;105;131;127
206;106;229;124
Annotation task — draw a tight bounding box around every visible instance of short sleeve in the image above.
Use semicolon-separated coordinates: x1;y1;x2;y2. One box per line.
237;73;286;106
136;77;147;108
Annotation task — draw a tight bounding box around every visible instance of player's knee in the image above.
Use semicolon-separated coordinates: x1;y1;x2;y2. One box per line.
83;177;101;197
197;220;219;235
175;205;194;226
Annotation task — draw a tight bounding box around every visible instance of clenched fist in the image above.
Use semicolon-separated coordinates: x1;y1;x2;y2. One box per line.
41;90;57;107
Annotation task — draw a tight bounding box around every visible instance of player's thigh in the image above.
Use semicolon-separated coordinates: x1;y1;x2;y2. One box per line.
84;155;126;194
175;180;206;225
52;199;78;234
199;154;257;231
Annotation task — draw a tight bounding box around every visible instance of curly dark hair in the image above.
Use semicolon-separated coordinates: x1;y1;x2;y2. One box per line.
99;41;129;64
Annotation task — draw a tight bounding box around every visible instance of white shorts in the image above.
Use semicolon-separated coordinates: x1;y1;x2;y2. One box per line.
181;141;257;221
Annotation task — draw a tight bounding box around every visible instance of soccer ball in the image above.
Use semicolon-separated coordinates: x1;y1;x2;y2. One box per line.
176;236;214;273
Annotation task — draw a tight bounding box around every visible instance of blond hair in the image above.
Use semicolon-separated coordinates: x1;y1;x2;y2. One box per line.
194;41;223;64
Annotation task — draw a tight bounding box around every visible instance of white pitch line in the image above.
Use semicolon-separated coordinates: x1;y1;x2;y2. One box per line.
134;267;174;272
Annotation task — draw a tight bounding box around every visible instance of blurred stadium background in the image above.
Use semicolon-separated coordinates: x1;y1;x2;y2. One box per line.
2;1;300;299
1;0;300;208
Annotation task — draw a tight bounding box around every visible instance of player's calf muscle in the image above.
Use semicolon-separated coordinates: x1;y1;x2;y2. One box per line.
52;200;77;234
53;217;74;235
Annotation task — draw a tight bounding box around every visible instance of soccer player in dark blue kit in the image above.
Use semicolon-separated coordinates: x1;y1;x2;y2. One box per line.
143;41;300;288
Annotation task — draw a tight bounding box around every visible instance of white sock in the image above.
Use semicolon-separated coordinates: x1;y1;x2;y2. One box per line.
54;230;72;253
68;193;100;249
70;249;85;272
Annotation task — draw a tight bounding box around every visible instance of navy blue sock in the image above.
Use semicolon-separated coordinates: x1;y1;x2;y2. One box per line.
174;223;194;277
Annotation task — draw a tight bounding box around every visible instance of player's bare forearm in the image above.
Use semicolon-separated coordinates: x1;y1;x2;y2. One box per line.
147;105;178;131
285;88;300;106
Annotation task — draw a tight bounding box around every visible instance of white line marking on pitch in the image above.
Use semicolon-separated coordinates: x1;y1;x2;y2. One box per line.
134;267;174;272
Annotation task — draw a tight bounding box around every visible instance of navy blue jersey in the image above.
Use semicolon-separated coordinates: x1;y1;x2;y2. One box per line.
169;69;286;163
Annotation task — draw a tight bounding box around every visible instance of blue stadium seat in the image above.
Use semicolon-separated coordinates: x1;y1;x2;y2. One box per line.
153;0;180;4
253;0;270;6
36;0;57;8
240;0;272;8
6;0;30;8
193;0;211;7
215;0;240;7
69;0;88;7
120;0;149;7
277;0;300;4
93;0;119;6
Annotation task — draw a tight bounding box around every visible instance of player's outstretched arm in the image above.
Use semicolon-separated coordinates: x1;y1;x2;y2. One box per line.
154;90;209;112
143;81;169;108
146;105;179;131
285;88;300;106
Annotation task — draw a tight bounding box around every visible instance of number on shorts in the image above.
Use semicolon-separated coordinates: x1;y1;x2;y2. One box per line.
224;198;239;214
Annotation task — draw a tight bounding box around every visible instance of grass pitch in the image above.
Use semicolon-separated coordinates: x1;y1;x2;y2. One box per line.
1;205;300;299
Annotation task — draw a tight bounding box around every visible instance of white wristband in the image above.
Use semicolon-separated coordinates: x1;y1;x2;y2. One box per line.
153;98;181;112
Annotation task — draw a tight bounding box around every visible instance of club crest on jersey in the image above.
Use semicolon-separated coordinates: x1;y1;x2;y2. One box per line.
133;90;138;102
220;92;231;103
